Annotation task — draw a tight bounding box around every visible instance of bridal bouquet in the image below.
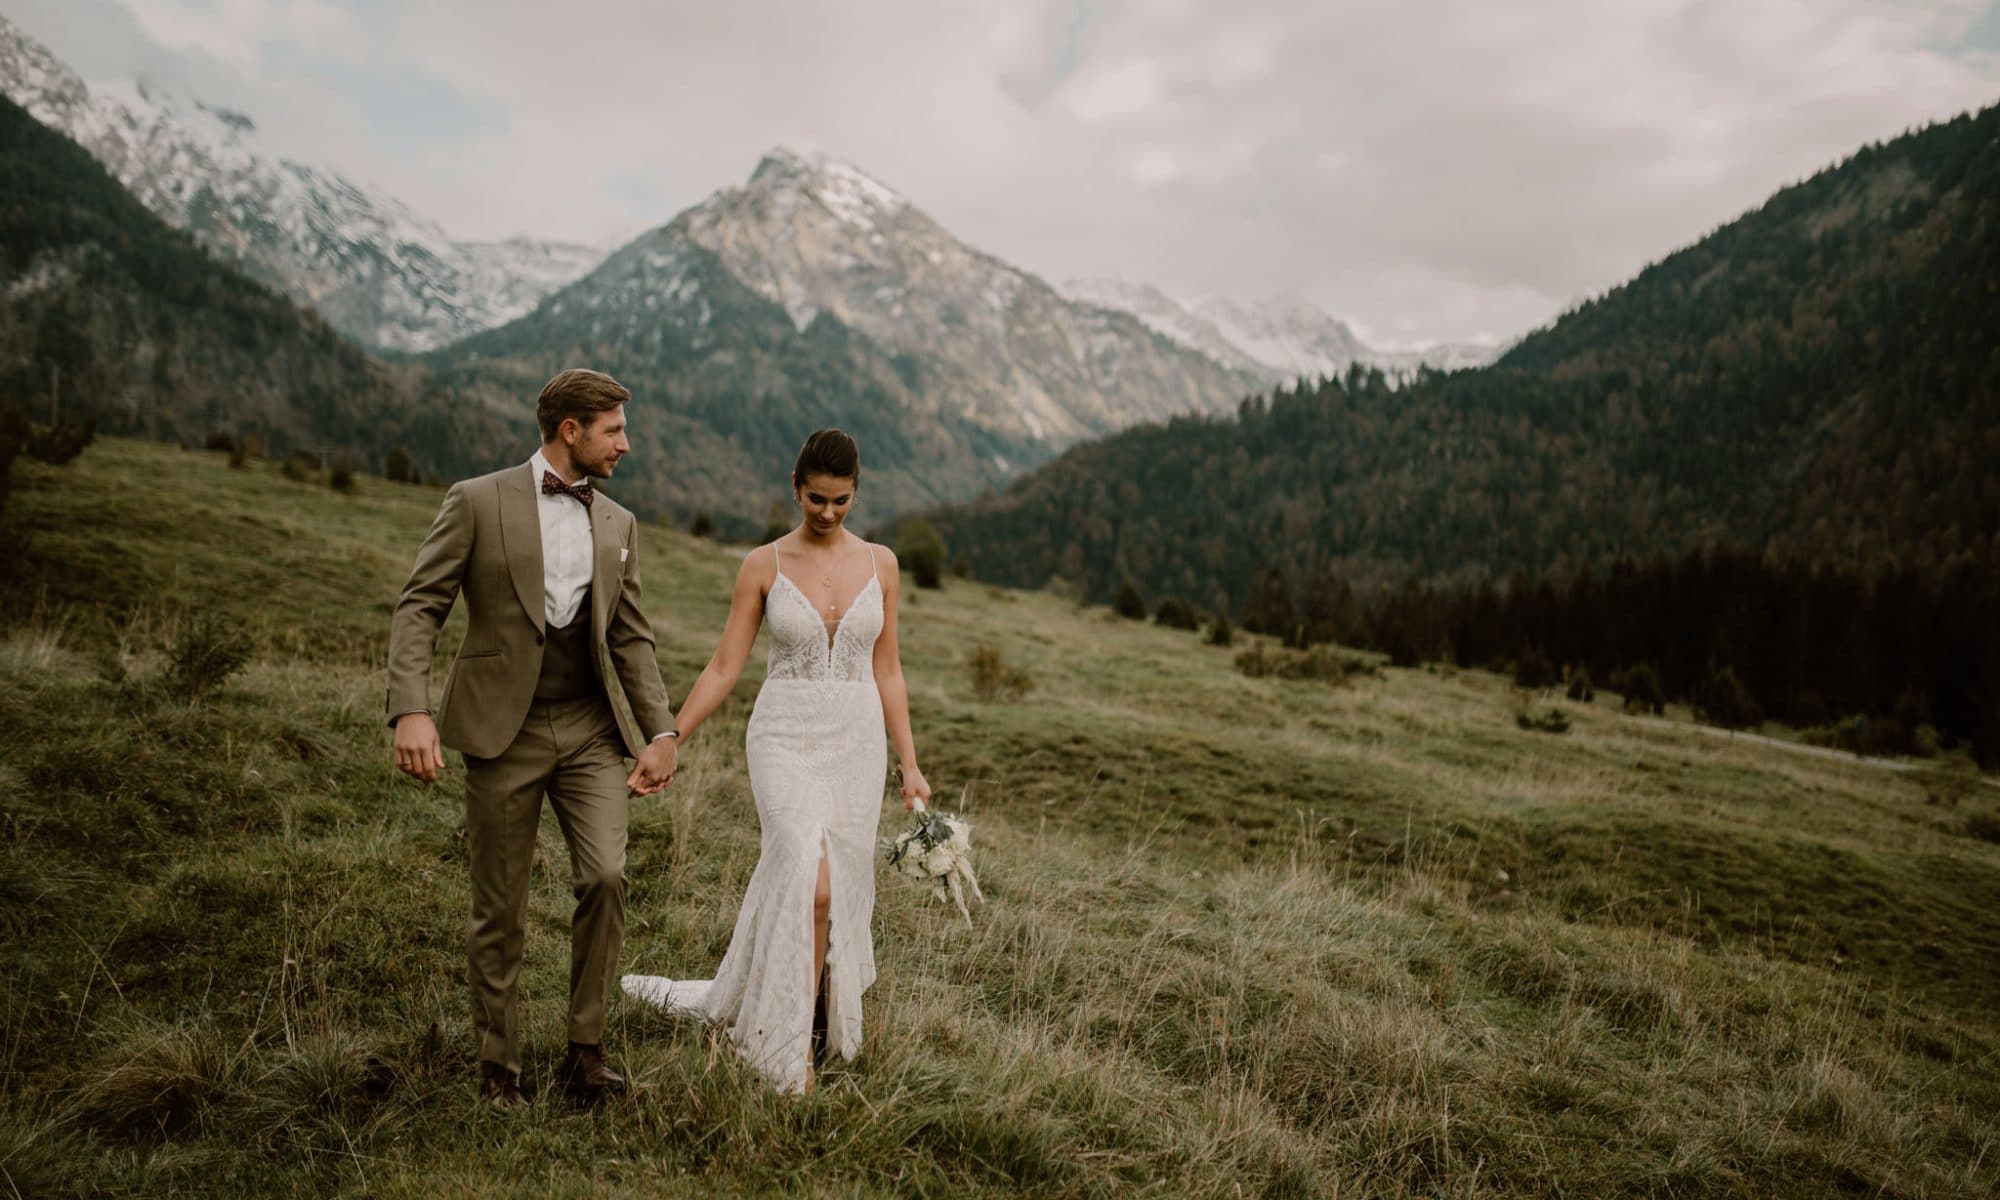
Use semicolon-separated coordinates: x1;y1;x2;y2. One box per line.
883;792;984;923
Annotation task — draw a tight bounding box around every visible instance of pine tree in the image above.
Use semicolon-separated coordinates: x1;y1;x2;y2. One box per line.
1114;579;1146;620
1695;662;1763;730
1300;567;1363;647
1240;562;1295;637
1154;595;1200;630
898;518;946;589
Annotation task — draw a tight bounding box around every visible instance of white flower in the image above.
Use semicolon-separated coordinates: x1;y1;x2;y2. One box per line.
882;791;984;923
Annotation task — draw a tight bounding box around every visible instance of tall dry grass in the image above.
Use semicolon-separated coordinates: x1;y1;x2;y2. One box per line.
1;440;1995;1196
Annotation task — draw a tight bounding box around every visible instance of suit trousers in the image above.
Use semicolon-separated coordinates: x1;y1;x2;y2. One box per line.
462;694;629;1074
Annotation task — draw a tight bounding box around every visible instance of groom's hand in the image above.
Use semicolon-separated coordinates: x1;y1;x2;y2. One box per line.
392;712;444;783
627;736;677;795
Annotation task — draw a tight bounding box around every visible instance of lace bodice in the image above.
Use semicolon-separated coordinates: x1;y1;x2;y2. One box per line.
764;546;883;684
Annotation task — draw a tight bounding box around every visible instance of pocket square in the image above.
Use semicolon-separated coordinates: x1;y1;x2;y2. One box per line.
619;547;629;563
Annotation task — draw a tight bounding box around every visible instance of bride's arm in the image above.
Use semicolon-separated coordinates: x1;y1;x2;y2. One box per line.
871;545;931;809
670;546;771;741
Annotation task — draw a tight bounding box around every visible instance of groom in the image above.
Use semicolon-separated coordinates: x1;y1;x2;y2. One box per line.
385;368;681;1108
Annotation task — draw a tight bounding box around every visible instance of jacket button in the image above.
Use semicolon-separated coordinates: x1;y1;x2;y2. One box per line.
535;633;545;645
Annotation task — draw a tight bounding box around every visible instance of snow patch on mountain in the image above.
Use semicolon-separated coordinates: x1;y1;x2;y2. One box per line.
1063;279;1504;383
660;148;1260;446
0;15;602;352
1194;296;1370;381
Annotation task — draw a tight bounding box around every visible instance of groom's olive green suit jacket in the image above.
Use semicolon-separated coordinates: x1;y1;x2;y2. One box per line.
385;462;676;759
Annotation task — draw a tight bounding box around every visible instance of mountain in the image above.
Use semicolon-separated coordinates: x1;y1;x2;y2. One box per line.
0;92;513;478
0;79;1021;525
1062;281;1504;383
435;219;1031;525
933;101;2000;607
668;149;1264;445
1367;339;1509;375
0;15;601;352
0;17;1268;532
436;149;1271;525
1057;279;1278;378
1192;295;1373;381
455;237;610;332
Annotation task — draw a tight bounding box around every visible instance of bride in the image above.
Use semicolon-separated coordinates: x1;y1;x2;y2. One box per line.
622;429;930;1094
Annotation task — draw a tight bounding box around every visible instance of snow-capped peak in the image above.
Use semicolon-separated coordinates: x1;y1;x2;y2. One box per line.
1193;295;1369;380
1067;280;1503;383
0;12;603;352
643;153;1259;446
749;146;907;227
1061;279;1276;378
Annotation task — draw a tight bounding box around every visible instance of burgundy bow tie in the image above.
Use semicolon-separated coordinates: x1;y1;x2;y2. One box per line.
541;470;594;508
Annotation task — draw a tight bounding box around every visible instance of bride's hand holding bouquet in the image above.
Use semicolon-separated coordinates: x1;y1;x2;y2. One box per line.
884;779;983;923
899;762;932;812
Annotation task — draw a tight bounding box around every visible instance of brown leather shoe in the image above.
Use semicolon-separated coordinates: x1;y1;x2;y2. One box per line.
560;1042;627;1102
479;1062;530;1110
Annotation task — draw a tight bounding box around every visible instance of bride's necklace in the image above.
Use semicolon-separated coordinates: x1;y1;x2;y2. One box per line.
796;538;842;618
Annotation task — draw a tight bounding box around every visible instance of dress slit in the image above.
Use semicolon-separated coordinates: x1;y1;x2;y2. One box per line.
812;830;831;991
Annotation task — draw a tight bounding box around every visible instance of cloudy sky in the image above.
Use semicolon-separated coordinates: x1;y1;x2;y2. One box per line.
9;0;2000;348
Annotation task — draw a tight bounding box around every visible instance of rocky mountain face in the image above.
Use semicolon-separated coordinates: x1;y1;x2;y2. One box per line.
438;148;1286;525
445;237;610;343
1063;281;1503;384
437;208;1038;526
1058;279;1277;378
668;149;1265;446
1193;295;1374;381
0;15;600;353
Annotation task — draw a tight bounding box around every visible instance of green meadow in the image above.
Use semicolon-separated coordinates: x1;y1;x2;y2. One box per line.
2;439;1996;1197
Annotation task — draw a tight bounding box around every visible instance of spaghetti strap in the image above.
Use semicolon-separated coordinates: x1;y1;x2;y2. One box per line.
866;539;879;584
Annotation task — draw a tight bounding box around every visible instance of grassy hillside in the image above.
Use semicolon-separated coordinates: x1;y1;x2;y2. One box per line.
2;439;1996;1197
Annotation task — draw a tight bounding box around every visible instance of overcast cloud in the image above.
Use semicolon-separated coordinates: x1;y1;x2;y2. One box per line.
8;0;1999;346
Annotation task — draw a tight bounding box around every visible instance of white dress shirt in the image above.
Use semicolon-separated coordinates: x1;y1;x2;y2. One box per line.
530;449;594;629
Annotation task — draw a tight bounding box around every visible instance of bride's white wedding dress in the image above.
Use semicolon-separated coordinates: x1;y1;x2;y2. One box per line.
622;541;887;1093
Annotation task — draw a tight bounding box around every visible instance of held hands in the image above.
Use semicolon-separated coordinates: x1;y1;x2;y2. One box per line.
392;712;445;784
627;736;678;796
899;763;932;812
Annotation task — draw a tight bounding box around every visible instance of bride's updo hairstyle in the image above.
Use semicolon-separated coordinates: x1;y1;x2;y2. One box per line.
792;429;861;488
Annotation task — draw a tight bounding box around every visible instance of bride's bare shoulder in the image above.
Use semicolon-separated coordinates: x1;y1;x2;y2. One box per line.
737;542;782;590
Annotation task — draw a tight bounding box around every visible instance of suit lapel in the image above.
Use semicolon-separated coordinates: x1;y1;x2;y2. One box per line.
589;503;617;641
500;464;546;634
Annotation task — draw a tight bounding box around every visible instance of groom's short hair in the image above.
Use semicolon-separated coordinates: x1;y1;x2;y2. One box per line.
537;369;631;441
